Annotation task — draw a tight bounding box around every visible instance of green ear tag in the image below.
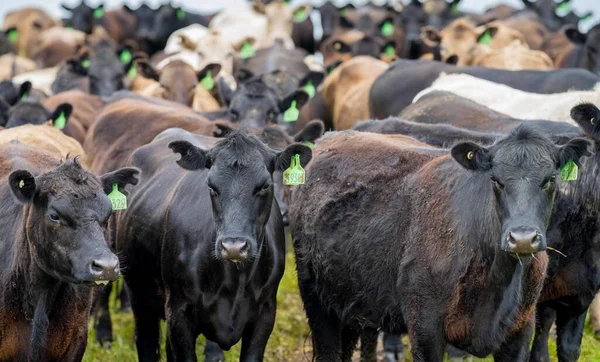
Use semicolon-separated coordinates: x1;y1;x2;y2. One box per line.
200;70;215;90
120;49;132;65
6;29;17;43
284;100;299;122
560;160;578;181
556;1;569;16
93;7;104;19
302;80;315;98
381;21;394;37
54;112;66;130
81;59;91;69
127;65;137;79
451;3;460;16
479;30;493;45
283;154;305;186
240;41;256;60
294;9;307;23
107;184;127;211
176;8;185;21
384;45;396;57
20;91;28;101
304;141;315;148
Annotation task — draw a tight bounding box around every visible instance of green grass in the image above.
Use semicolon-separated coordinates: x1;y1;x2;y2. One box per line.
83;244;600;361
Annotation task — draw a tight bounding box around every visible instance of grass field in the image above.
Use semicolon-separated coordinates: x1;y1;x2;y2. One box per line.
82;243;600;361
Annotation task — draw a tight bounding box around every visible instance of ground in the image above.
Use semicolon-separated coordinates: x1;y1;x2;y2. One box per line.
83;242;600;362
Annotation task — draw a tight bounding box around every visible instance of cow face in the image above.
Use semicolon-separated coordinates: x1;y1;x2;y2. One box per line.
4;101;72;129
169;132;311;262
565;25;600;75
218;77;309;130
149;5;183;45
124;3;156;40
451;126;591;255
8;160;139;284
62;2;102;34
399;0;430;58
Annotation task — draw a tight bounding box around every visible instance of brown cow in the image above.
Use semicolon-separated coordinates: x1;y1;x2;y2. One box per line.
29;27;86;68
2;8;59;58
0;123;85;161
472;40;554;70
502;15;549;50
134;59;221;111
0;54;36;81
321;29;396;72
322;56;388;130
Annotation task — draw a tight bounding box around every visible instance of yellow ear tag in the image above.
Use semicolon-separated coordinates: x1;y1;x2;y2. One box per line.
283;100;299;122
283;154;305;186
240;41;256;60
107;183;127;211
200;70;215;90
381;21;394;37
560;160;578;181
18;180;24;189
54;112;66;130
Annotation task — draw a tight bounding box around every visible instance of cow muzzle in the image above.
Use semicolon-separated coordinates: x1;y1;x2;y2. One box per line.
88;252;120;284
503;226;545;254
217;237;251;262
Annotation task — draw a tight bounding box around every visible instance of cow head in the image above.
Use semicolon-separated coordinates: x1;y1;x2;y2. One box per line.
522;0;573;31
123;3;157;40
564;25;600;75
218;76;309;130
451;125;591;255
62;1;105;34
8;159;139;283
398;0;430;58
2;96;72;129
148;4;186;46
169;132;311;262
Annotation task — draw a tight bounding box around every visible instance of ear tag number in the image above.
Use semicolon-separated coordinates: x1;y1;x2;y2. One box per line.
284;100;299;122
127;65;137;80
283;154;305;186
107;183;127;211
7;29;17;43
201;70;215;90
478;30;492;45
240;41;256;60
54;112;66;130
93;7;104;19
560;160;578;181
381;21;394;37
302;80;315;98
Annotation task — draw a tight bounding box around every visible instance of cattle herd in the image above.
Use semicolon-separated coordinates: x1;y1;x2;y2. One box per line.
0;0;599;361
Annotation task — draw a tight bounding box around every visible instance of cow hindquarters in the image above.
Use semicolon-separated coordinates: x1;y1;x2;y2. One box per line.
555;310;586;362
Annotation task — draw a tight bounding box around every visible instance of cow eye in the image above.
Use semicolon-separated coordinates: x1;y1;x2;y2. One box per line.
490;176;504;189
48;213;61;223
207;183;219;196
255;183;271;195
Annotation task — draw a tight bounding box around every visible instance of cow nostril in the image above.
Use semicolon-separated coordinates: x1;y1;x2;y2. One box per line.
91;255;119;274
220;239;250;261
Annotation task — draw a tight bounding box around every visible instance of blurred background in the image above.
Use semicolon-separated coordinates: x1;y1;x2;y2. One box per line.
2;0;599;34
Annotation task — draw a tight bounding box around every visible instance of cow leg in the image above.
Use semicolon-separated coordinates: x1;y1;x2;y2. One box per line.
358;328;378;362
383;333;404;362
589;292;600;336
118;282;132;312
93;285;113;347
447;345;470;361
492;322;534;362
339;325;359;362
555;310;586;362
131;295;161;362
407;323;444;362
529;304;556;362
204;340;225;362
166;301;197;362
239;298;277;362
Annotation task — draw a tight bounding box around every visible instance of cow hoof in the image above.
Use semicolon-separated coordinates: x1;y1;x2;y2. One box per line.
205;351;225;362
384;352;402;362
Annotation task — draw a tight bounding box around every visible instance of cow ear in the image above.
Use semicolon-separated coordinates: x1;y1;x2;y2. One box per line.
339;15;354;29
421;26;441;47
49;103;73;126
218;77;234;106
169;140;210;171
300;71;325;89
570;103;600;138
61;3;73;11
197;63;221;82
293;120;325;143
477;26;498;42
521;0;534;8
212;122;236;138
275;143;312;171
9;170;37;203
451;142;492;171
123;5;133;13
100;167;140;194
178;34;197;50
556;137;592;169
279;90;310;113
135;59;159;81
67;57;89;76
565;27;587;45
325;60;343;74
18;81;32;101
253;2;267;15
235;68;254;83
445;54;459;65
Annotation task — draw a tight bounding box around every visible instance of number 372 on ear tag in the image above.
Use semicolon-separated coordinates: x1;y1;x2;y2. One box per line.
283;154;305;186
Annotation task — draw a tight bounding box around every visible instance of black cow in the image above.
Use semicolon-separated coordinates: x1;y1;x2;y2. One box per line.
291;125;591;362
521;0;590;31
214;76;309;131
0;142;138;361
557;25;600;75
0;98;72;129
115;128;311;361
369;59;600;119
144;4;209;54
